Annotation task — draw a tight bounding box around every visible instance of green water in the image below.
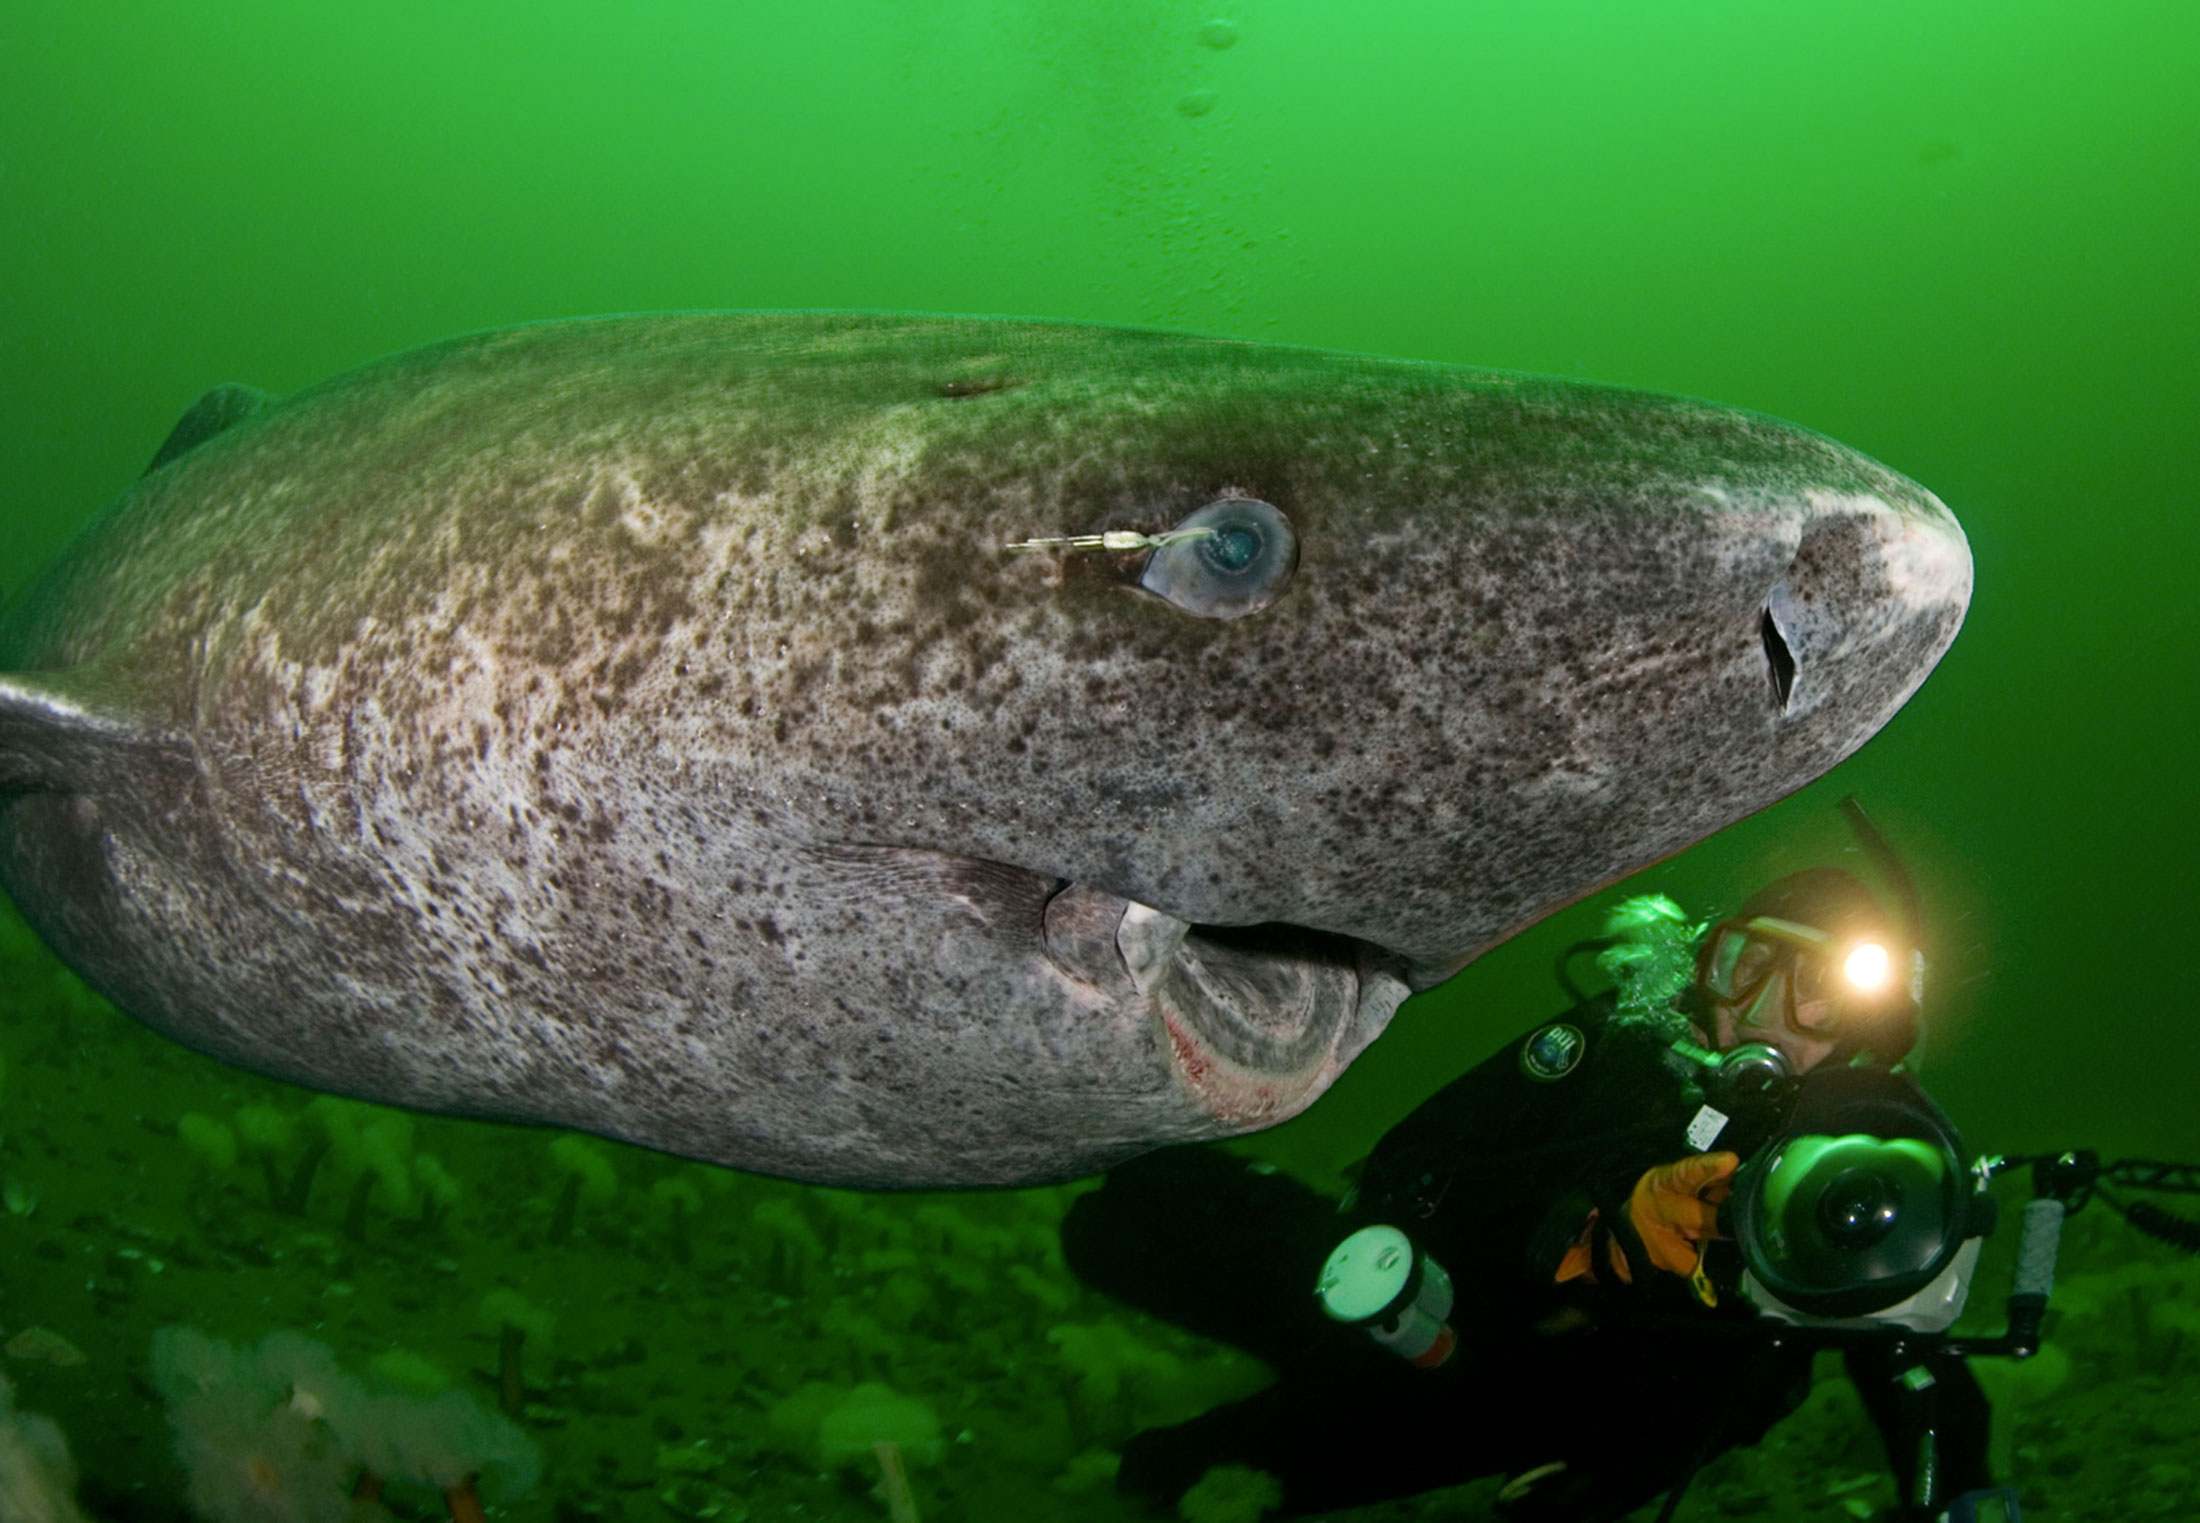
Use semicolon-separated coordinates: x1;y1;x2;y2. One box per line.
2;3;2195;1519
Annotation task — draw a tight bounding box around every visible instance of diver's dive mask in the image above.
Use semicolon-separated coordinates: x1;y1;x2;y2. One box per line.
1699;914;1918;1050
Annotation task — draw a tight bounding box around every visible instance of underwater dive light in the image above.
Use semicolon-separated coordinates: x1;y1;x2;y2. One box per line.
1316;1225;1457;1367
1843;940;1892;993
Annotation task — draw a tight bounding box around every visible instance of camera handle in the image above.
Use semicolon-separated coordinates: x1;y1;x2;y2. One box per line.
1944;1153;2200;1355
1947;1149;2200;1359
1939;1155;2075;1360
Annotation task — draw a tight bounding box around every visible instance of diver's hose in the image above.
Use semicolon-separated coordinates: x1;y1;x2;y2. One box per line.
1553;937;1616;1010
2118;1198;2200;1254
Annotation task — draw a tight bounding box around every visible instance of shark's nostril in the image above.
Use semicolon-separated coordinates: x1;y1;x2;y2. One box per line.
1761;596;1798;712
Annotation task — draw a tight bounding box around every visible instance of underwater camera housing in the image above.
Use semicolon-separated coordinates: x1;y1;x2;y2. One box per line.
1727;1066;1992;1331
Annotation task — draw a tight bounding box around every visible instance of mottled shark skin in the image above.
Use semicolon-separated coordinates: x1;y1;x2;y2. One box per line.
0;313;1971;1187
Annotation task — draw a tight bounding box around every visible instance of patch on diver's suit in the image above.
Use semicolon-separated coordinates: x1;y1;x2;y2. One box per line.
1519;1022;1586;1082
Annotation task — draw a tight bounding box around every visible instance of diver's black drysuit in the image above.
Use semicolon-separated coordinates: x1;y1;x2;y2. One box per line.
1061;1002;1995;1521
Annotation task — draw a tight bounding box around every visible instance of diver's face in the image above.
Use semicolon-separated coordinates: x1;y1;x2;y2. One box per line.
1709;963;1841;1074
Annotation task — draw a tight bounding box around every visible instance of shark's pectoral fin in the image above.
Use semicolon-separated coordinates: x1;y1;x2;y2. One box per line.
0;668;189;794
144;384;272;475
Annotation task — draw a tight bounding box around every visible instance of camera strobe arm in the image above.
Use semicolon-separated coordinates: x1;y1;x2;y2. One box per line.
1940;1151;2096;1360
1950;1149;2200;1358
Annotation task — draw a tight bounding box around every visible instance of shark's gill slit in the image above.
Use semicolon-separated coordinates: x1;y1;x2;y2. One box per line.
1760;594;1798;712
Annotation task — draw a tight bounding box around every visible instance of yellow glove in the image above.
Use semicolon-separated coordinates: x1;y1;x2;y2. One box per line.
1552;1150;1739;1288
1626;1150;1739;1278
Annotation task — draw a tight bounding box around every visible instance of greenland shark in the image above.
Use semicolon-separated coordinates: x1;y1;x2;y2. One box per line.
0;313;1970;1187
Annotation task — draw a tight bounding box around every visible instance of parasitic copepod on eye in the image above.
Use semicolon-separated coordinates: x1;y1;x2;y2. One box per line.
1008;497;1298;620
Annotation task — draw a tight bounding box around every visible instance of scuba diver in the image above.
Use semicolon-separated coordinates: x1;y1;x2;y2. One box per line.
1064;809;2020;1523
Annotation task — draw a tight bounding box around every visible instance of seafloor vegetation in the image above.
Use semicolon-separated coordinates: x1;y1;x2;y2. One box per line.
2;898;2194;1522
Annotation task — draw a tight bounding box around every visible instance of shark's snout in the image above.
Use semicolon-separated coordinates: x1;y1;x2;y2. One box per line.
1760;488;1972;724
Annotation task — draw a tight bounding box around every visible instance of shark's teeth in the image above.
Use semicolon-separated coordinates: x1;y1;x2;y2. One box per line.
1116;899;1192;994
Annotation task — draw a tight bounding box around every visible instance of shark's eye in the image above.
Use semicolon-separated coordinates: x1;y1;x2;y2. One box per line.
1138;498;1297;619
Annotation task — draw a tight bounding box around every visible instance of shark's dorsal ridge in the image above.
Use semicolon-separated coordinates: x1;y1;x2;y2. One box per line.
144;383;271;475
0;668;187;793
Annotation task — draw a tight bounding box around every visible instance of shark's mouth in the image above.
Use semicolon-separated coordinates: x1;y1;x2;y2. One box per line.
1039;881;1413;1126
